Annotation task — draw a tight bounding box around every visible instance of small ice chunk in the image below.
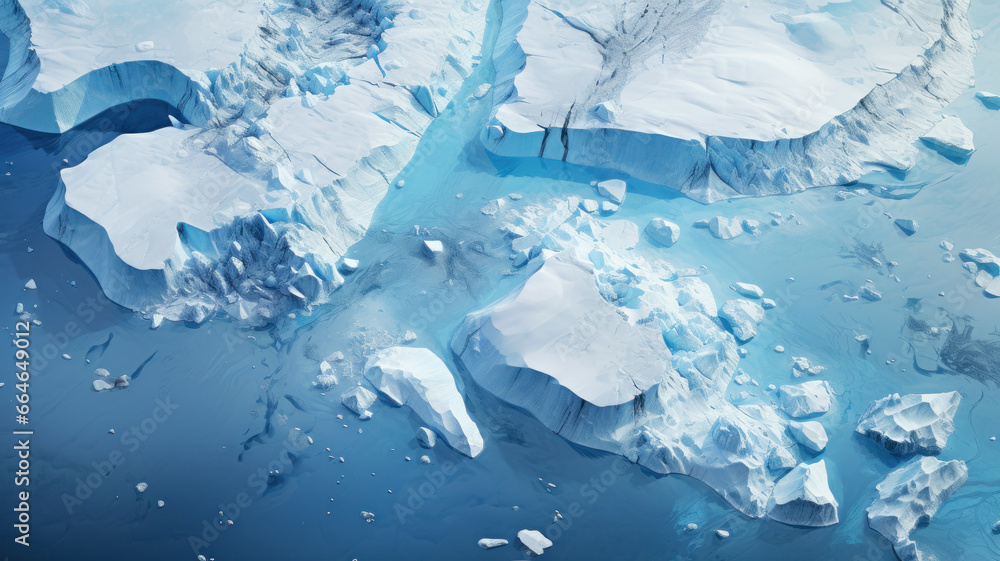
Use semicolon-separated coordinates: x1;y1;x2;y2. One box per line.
341;386;377;415
157;500;165;508
791;357;825;376
517;529;553;555
731;282;764;299
15;303;23;314
767;460;839;527
645;218;680;247
24;279;36;290
481;198;505;215
422;240;444;258
685;523;699;531
134;41;154;52
94;368;110;377
976;91;1000;109
403;330;417;343
858;285;882;301
718;299;765;342
595;179;626;204
600;201;619;214
151;314;163;329
940;240;954;251
778;381;834;417
93;379;114;392
420;455;431;464
708;217;742;240
741;218;760;235
473;83;492;100
338;258;359;274
478;538;508;550
135;482;148;493
761;298;776;309
789;420;828;453
579;199;599;213
715;530;730;539
920;116;975;158
359;410;373;421
416;427;437;449
114;375;130;388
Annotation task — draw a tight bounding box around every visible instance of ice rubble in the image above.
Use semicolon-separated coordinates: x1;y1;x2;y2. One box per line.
452;206;802;518
482;0;976;202
718;299;765;342
766;460;839;528
867;457;968;561
0;0;489;325
855;392;961;456
364;347;484;458
777;381;833;418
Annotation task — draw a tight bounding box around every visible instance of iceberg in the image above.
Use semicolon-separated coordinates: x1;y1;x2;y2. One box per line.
920;116;975;159
341;386;378;416
3;0;490;325
867;457;968;561
482;0;976;202
518;530;552;555
718;299;765;342
644;218;680;247
766;460;839;527
777;381;834;418
977;91;1000;110
788;421;827;453
452;248;797;518
855;392;961;456
709;217;743;240
364;347;484;458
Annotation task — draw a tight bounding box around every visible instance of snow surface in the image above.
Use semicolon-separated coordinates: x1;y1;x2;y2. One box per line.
867;457;968;561
364;347;484;458
21;0;489;324
453;245;797;518
855;392;961;456
483;0;976;202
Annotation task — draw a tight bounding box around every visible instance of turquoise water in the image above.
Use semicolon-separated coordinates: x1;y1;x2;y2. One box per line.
1;1;1000;560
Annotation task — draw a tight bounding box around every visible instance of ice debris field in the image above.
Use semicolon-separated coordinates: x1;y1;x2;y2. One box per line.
1;0;1000;559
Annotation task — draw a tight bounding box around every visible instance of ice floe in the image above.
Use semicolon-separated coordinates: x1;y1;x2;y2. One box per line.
855;392;961;456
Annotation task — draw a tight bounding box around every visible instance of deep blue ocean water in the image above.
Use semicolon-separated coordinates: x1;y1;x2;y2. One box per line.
1;1;1000;560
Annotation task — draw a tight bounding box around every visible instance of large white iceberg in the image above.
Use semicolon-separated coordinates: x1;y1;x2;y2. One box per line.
856;392;961;456
766;460;839;527
867;457;968;561
482;0;975;202
452;245;797;518
364;347;484;458
1;0;489;325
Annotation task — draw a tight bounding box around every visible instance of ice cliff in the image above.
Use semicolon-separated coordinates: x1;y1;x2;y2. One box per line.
1;0;488;324
482;0;976;202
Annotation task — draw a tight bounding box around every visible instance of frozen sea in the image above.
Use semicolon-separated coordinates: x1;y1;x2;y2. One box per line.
2;1;1000;560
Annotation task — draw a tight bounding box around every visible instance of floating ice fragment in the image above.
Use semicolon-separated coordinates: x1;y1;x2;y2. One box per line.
789;420;827;453
478;538;508;549
94;368;110;377
778;381;834;417
894;219;919;236
341;387;377;415
338;258;359;274
715;530;729;539
518;530;552;555
920;116;975;158
708;217;742;240
595;179;626;204
24;279;36;290
976;91;1000;109
766;460;839;527
422;240;444;257
134;41;154;52
416;427;436;448
719;299;765;342
135;482;148;493
579;199;599;213
855;392;960;455
644;218;680;247
93;379;114;392
731;282;764;299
